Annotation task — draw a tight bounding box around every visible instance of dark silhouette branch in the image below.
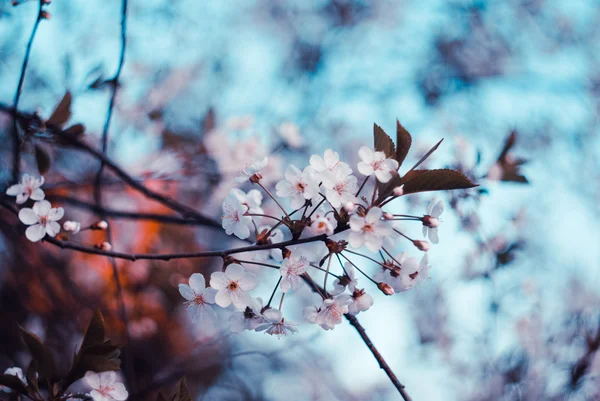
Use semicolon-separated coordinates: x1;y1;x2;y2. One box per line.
11;0;44;182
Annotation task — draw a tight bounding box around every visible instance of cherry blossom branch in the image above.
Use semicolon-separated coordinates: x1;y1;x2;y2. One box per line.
345;314;413;401
44;195;221;227
300;274;412;400
92;0;132;389
11;0;44;183
0;105;220;227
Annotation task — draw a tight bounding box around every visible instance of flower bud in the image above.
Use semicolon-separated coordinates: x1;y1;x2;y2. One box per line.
42;0;51;4
377;282;395;296
91;220;108;230
11;0;19;6
422;215;440;228
393;186;404;196
40;11;51;19
413;240;430;252
343;202;355;212
383;212;393;220
95;241;112;251
63;220;81;234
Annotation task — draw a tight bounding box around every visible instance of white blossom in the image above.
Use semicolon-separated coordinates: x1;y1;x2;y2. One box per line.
279;253;309;292
309;208;337;236
321;167;358;208
357;146;399;183
310;294;351;330
275;165;320;209
18;200;64;242
332;262;358;294
6;174;45;204
422;199;444;244
348;289;374;315
229;297;266;333
234;157;268;183
221;191;253;239
210;264;257;309
179;273;218;325
348;207;392;251
374;252;419;293
401;253;431;290
84;371;128;401
256;309;298;337
309;149;352;178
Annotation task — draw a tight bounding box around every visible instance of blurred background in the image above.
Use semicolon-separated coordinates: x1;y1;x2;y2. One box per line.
0;0;599;400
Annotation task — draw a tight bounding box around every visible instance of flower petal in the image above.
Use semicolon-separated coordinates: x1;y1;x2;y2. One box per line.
225;264;245;281
210;272;228;290
33;200;51;216
238;272;257;290
48;207;64;221
178;284;195;301
30;188;45;201
25;225;46;242
215;290;232;308
188;273;206;293
6;184;24;196
19;208;39;225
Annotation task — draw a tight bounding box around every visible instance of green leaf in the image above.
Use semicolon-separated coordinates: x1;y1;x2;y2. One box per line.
46;91;72;127
0;374;28;394
397;169;477;195
19;326;56;381
395;119;412;168
373;123;395;160
173;377;192;401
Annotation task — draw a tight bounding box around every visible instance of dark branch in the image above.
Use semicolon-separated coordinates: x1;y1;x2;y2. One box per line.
11;0;44;182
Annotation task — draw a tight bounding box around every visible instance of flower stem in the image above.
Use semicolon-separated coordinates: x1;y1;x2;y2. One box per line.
257;182;290;219
266;276;283;308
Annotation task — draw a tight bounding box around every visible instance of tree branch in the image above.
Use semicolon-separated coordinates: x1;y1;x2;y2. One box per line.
11;0;44;182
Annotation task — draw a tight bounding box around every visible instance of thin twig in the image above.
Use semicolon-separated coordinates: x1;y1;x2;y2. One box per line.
11;0;44;182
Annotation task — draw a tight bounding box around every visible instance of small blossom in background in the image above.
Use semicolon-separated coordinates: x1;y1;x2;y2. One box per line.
230;297;265;333
63;220;81;234
348;289;374;315
422;199;444;244
280;252;309;292
210;264;257;309
374;252;419;293
309;208;337;236
256;309;298;337
84;371;128;401
234;157;268;183
275;165;319;209
348;207;392;251
1;367;26;392
357;146;399;183
221;191;253;239
179;273;218;325
18;200;64;242
5;174;45;204
277;122;303;149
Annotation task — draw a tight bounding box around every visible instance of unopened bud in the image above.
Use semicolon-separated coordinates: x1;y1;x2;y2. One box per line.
95;242;112;251
393;186;404;196
42;0;51;4
11;0;19;6
343;202;355;212
413;240;430;252
383;212;393;220
40;11;51;19
91;220;108;230
377;282;395;296
422;215;440;228
63;220;81;234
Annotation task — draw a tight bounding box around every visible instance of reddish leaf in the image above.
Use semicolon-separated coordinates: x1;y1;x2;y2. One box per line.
398;169;477;195
395;119;412;168
173;377;192;401
373;123;395;160
19;327;56;381
497;130;517;162
46;91;72;127
34;144;51;175
81;309;106;350
64;123;85;137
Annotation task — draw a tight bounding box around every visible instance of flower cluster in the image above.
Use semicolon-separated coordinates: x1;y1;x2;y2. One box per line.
7;174;104;243
181;123;467;337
